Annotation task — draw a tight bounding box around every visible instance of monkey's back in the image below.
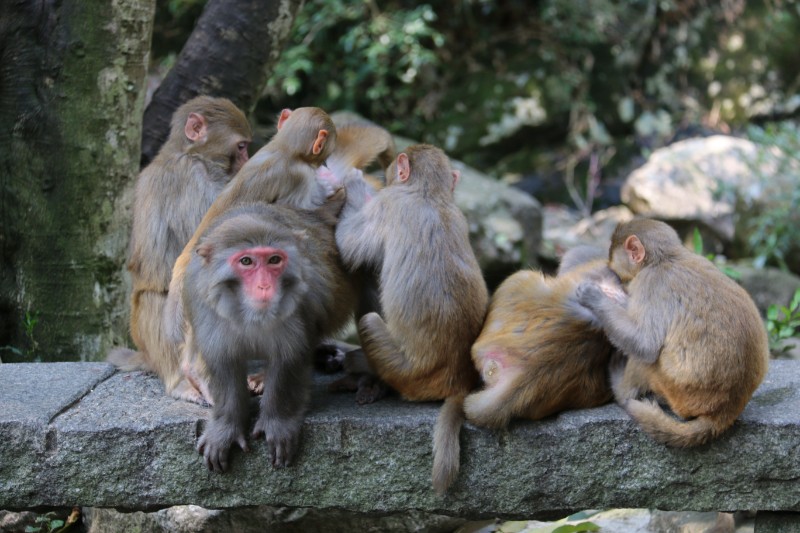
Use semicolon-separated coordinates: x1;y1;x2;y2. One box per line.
470;264;614;423
636;251;769;411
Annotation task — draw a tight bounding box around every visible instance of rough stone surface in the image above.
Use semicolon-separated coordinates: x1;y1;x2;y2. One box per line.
621;135;799;244
1;361;799;518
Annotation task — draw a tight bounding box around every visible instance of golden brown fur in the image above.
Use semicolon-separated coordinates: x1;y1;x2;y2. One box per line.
577;218;770;447
464;251;620;429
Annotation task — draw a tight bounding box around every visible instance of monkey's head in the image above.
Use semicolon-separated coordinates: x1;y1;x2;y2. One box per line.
609;218;682;281
171;96;252;177
187;207;306;325
385;144;460;196
276;107;337;166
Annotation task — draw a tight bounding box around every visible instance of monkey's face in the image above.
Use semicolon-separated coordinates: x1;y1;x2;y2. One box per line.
229;246;287;311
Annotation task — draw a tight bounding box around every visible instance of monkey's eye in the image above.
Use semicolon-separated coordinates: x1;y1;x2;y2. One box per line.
238;141;248;151
267;255;283;265
239;256;254;266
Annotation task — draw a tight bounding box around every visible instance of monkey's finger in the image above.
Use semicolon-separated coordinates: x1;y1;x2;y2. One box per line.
237;435;250;453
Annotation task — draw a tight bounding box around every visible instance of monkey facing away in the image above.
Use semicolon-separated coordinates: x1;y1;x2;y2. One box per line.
164;107;337;404
577;218;770;447
335;144;489;494
109;96;251;403
464;246;625;429
185;192;356;471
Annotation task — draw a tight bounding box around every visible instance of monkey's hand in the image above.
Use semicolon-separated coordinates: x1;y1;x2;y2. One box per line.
575;280;608;311
197;419;250;473
252;416;302;468
342;168;371;210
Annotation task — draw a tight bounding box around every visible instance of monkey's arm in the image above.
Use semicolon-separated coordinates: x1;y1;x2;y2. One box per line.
196;353;250;472
576;281;663;364
335;173;384;269
253;353;312;467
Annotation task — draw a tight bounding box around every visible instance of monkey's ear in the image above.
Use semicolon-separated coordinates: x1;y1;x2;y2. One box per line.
397;153;410;183
451;169;461;192
184;113;208;142
196;244;213;263
312;130;328;155
277;109;293;130
624;235;646;264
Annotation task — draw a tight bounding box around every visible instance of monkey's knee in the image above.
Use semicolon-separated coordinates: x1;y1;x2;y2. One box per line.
463;386;513;429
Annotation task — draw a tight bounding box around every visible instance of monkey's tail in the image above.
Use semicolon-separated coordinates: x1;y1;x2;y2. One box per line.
625;398;734;448
107;347;152;372
432;394;466;495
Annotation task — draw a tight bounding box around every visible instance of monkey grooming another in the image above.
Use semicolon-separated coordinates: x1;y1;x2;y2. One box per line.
185;193;355;472
165;107;337;404
577;218;769;447
335;144;489;494
109;96;251;404
464;246;625;429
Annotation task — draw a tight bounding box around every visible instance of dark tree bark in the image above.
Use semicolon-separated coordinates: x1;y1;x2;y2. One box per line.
0;1;154;361
141;0;304;167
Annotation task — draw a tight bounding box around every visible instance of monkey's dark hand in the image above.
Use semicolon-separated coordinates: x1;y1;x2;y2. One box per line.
252;416;301;468
197;419;250;473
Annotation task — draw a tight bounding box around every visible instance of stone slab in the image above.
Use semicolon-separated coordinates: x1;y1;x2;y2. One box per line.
0;360;798;518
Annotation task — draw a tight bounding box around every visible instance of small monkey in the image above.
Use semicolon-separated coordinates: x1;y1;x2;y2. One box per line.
164;107;336;403
185;193;355;471
577;218;770;447
109;96;251;403
464;246;624;429
335;144;489;494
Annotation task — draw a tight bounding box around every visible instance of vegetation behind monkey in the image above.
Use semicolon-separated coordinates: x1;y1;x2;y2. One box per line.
335;143;489;494
577;218;770;447
465;246;623;429
108;96;252;404
186;193;356;472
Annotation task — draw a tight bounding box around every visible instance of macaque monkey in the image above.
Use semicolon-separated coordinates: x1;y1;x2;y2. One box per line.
577;219;770;447
464;246;624;429
109;96;251;403
335;144;489;494
321;112;396;189
186;193;356;472
164;107;336;403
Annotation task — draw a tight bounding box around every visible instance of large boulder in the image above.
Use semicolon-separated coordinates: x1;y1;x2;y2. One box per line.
621;135;799;262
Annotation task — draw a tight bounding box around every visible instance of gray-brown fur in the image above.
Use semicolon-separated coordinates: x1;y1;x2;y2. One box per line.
335;143;489;494
108;96;251;403
576;218;770;447
186;193;355;471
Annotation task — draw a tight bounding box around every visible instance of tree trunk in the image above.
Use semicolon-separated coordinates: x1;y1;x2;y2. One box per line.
141;0;304;167
0;1;155;361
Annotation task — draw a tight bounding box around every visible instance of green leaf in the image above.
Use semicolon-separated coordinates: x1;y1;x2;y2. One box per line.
692;228;703;254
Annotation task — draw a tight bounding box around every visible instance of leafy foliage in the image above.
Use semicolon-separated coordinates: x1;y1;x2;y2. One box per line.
744;122;800;271
767;288;800;357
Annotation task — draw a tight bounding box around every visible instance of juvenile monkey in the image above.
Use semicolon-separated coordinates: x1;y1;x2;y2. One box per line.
186;193;356;472
577;219;770;447
109;96;251;403
335;144;489;494
464;247;625;429
164;107;336;403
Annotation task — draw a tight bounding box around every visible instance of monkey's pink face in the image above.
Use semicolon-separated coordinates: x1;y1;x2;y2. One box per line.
229;247;287;309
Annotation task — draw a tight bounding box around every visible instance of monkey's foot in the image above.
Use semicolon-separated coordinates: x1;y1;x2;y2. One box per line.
247;372;265;395
355;374;389;405
314;343;347;373
328;374;359;393
196;420;249;473
252;416;302;468
171;379;213;407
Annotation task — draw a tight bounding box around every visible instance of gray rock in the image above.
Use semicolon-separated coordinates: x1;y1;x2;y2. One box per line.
2;361;800;518
622;135;798;244
541;204;634;263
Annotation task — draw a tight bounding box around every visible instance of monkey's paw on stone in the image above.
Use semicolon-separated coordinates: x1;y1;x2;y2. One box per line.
252;416;301;468
196;420;250;473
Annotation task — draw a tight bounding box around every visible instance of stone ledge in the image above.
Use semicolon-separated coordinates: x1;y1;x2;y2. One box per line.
0;360;798;518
